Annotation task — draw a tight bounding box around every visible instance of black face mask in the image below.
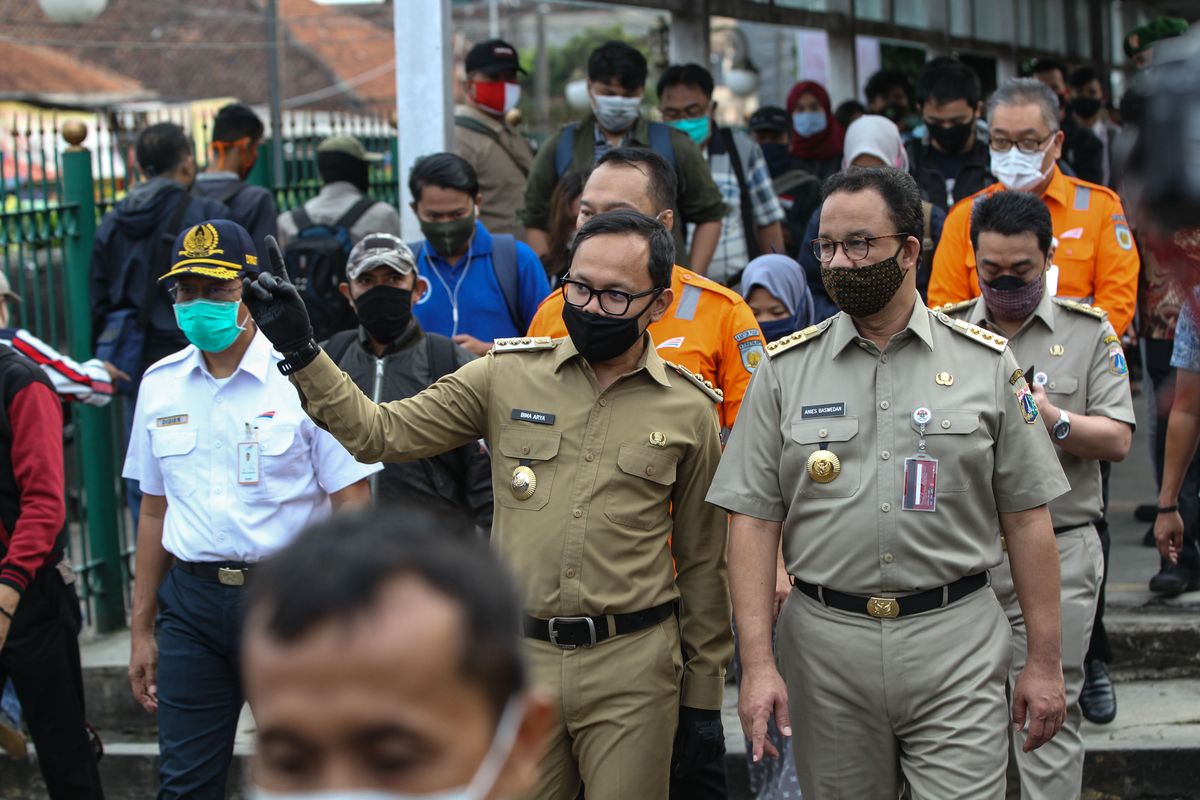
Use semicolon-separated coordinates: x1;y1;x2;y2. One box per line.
353;284;413;343
759;142;793;177
927;120;974;153
1069;97;1103;119
562;297;659;363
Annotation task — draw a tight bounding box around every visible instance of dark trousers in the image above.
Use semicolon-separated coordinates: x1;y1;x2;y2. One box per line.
1144;339;1200;574
0;564;104;799
669;753;729;800
155;567;246;800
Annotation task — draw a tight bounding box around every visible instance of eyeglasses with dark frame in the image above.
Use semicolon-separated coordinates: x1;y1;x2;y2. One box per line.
560;277;663;316
989;130;1058;155
168;283;243;302
810;233;909;264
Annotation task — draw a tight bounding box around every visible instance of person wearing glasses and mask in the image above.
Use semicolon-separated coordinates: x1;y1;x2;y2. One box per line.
241;208;733;800
708;167;1070;799
122;220;379;799
929;78;1139;339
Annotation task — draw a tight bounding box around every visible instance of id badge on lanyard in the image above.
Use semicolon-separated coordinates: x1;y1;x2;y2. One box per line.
238;422;261;485
902;407;938;512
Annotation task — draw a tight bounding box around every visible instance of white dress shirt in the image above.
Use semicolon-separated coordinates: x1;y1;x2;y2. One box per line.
122;330;381;562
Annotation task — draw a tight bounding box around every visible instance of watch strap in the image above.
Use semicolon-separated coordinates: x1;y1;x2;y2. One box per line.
277;340;320;375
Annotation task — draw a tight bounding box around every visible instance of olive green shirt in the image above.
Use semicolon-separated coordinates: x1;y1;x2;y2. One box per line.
947;293;1136;529
522;113;727;268
289;335;732;709
707;295;1070;595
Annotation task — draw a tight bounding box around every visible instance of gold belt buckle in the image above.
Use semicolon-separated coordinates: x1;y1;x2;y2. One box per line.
217;567;245;587
867;596;900;618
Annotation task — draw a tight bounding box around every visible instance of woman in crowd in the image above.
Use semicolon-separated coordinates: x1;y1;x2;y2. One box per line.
786;80;845;181
740;253;815;343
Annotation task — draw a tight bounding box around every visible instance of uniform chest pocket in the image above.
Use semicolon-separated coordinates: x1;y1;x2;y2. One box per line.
149;428;197;498
791;417;860;499
1043;375;1080;397
495;425;561;512
605;443;678;530
1056;237;1095;267
911;410;983;492
245;424;306;497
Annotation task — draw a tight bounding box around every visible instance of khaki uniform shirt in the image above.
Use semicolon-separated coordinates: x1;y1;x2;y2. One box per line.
453;104;534;238
708;296;1070;595
945;293;1136;529
289;335;732;709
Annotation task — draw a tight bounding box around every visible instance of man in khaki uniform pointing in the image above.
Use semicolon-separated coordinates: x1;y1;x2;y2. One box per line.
943;191;1134;799
242;210;732;800
707;168;1070;799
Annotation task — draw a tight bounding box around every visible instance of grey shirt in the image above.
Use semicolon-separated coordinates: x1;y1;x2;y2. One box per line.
276;181;402;247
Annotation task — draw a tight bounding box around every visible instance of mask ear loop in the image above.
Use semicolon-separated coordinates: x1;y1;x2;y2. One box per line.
462;698;527;799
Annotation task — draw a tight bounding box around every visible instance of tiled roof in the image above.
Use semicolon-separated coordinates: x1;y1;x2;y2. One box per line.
0;40;149;104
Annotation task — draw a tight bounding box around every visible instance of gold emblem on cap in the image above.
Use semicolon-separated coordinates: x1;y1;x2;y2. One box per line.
510;466;536;500
179;223;224;258
806;449;841;484
1050;344;1065;356
649;431;667;447
935;371;954;386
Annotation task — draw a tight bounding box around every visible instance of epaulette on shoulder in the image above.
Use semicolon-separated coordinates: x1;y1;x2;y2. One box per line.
935;312;1008;353
664;361;723;403
936;298;979;316
1053;298;1108;320
765;318;833;358
492;336;557;353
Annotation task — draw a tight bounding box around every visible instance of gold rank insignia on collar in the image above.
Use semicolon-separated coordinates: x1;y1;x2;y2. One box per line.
764;317;834;358
935;312;1008;353
1052;298;1108;320
492;337;557;353
663;361;723;403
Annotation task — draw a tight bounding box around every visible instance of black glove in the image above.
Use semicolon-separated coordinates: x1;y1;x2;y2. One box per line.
671;706;726;776
243;236;315;357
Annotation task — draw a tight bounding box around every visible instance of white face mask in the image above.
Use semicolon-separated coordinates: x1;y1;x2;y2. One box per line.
990;143;1054;192
591;93;641;133
252;699;524;800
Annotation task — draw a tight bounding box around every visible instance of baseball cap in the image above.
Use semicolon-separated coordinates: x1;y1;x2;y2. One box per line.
159;219;261;283
317;135;384;163
0;271;21;303
346;233;417;281
465;39;527;77
749;106;790;133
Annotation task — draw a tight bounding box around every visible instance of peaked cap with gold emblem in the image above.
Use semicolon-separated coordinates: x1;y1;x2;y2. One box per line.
159;219;261;283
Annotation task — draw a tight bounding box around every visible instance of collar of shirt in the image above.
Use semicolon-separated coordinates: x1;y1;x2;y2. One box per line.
419;220;492;273
1040;165;1071;209
180;328;274;385
551;331;671;387
969;283;1057;335
828;293;935;358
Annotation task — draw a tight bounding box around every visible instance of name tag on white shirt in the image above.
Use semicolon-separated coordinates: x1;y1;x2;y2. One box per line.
238;440;261;485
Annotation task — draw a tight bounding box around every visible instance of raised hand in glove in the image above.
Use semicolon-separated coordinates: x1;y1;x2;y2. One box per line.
243;235;316;363
671;706;726;776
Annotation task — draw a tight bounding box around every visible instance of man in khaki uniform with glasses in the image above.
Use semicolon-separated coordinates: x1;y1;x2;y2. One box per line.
242;211;732;800
943;191;1134;800
708;167;1070;800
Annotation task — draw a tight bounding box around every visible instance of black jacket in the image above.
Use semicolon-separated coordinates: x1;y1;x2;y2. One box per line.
905;138;996;212
325;322;494;532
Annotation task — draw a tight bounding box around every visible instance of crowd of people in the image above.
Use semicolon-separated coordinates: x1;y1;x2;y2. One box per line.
0;14;1197;800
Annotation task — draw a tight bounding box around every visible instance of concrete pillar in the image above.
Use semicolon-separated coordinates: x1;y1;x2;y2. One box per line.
827;32;859;104
395;0;453;240
670;1;710;66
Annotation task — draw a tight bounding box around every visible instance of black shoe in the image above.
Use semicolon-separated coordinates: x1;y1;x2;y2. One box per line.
1081;660;1117;724
1135;503;1157;523
1148;564;1200;596
1143;526;1157;547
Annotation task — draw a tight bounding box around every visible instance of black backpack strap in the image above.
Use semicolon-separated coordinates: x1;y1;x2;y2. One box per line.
719;127;761;262
334;196;378;231
140;193;193;326
490;234;524;333
291;203;314;233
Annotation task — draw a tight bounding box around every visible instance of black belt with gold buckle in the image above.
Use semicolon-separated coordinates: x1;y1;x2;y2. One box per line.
790;572;988;619
524;601;676;649
175;560;253;587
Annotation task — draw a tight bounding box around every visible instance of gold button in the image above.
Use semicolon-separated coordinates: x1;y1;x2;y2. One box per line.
941;420;951;429
521;445;530;455
585;452;594;462
646;465;656;476
880;400;890;410
881;502;891;512
565;568;576;578
573;509;582;518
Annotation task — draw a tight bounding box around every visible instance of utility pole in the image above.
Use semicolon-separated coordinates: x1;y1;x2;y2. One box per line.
266;0;284;186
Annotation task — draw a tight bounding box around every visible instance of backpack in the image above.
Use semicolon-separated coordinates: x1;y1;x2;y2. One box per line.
411;233;526;334
284;196;377;342
553;121;677;178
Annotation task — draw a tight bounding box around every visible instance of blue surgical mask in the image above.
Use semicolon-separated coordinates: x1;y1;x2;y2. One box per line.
668;116;711;146
759;316;799;343
792;111;828;138
174;299;246;353
251;699;525;800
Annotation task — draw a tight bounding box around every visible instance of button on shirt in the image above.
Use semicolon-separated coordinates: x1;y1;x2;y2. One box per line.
950;294;1135;528
122;331;381;563
707;297;1069;595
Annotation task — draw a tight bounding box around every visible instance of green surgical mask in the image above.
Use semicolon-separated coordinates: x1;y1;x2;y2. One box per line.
174;299;246;352
668;116;711;146
420;211;477;258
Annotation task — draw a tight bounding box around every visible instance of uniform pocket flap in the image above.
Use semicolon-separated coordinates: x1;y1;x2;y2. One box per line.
919;410;981;435
1057;237;1095;263
149;428;197;458
258;425;298;456
497;425;562;461
615;443;677;486
791;417;859;445
1045;375;1079;395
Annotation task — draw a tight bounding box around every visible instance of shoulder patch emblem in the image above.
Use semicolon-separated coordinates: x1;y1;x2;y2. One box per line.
1014;379;1040;424
492;336;557;353
765;318;834;358
935;313;1007;352
664;361;723;403
1115;223;1134;251
739;340;765;373
1107;339;1129;377
1053;298;1108;320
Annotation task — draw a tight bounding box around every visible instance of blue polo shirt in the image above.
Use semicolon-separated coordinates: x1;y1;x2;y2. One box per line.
413;221;550;343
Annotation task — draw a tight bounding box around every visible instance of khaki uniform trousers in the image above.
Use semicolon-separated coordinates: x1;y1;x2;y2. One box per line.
777;584;1011;800
991;526;1104;800
521;619;683;800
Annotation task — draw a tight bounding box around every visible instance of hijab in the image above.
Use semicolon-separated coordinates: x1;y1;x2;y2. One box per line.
786;81;845;162
841;114;909;171
740;253;815;334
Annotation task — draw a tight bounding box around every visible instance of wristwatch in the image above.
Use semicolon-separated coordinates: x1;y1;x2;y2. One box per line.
1052;409;1072;441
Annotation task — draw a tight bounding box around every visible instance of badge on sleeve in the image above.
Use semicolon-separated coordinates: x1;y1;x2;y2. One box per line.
1115;224;1134;251
1107;343;1129;376
1014;381;1040;424
739;340;765;372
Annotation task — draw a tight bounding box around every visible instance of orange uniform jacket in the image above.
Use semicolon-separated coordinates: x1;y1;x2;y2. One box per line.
528;265;766;433
928;167;1139;334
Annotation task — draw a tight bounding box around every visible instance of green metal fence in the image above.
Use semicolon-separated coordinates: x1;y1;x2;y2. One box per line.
0;108;399;632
